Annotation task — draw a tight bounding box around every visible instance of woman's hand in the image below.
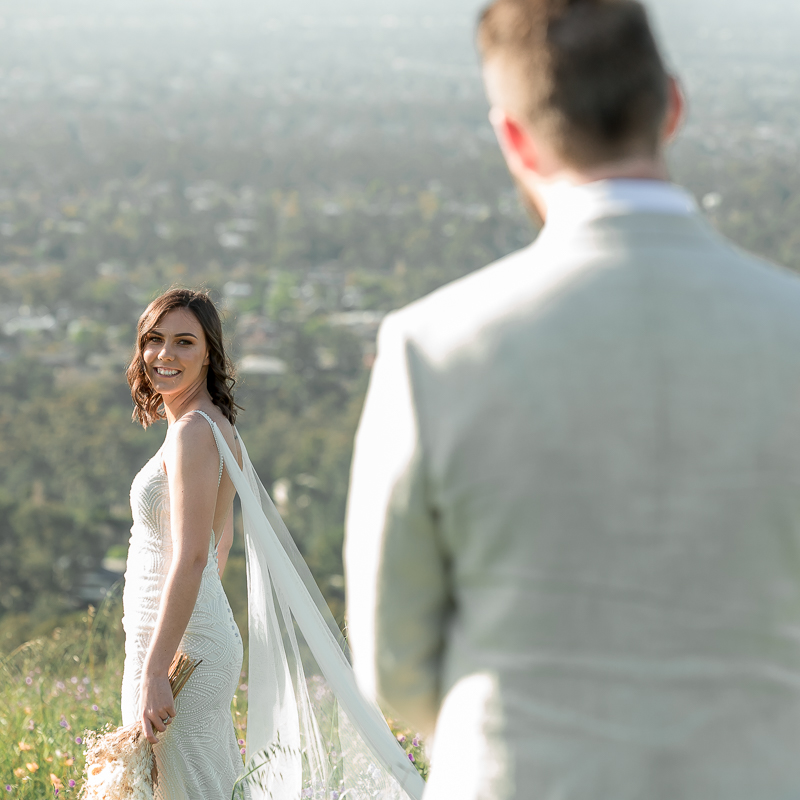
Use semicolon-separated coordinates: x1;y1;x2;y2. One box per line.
140;671;177;745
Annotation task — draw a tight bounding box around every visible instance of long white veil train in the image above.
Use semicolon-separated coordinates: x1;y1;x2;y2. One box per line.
207;420;426;800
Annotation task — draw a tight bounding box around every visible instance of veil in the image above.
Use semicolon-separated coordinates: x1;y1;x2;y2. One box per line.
206;420;426;800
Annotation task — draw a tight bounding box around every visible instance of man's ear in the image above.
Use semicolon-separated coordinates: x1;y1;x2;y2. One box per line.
662;75;685;143
489;107;540;174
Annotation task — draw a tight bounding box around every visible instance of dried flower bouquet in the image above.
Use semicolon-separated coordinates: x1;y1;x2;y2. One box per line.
79;652;202;800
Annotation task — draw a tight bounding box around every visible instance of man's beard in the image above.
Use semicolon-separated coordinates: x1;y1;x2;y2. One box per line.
512;174;544;230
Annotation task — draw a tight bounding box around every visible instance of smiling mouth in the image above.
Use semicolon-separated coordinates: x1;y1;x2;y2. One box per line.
154;367;180;377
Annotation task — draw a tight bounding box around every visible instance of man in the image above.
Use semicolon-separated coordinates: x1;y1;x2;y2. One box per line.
345;1;800;798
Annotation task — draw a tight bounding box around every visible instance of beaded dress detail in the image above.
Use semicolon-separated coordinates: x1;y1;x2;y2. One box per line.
120;410;247;800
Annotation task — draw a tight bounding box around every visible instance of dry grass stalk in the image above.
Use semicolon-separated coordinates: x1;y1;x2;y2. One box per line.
79;652;202;800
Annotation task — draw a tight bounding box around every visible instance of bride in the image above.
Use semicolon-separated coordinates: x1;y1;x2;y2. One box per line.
120;288;425;800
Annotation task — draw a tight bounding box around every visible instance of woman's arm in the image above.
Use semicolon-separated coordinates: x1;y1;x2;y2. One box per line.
140;417;220;744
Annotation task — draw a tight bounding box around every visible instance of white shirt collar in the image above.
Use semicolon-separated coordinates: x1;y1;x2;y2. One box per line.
542;179;698;232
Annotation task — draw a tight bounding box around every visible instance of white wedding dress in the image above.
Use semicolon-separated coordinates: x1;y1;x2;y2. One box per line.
120;409;248;799
120;409;425;800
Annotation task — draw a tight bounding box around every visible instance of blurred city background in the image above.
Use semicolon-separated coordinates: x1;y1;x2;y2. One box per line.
1;0;799;649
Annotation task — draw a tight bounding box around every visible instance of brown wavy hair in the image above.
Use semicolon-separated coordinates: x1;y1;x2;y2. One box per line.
127;288;241;428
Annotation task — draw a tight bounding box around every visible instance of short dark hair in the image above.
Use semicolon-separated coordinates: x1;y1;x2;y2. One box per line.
127;287;241;428
478;0;669;168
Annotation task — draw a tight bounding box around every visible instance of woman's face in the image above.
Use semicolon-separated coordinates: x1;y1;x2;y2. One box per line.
142;308;210;400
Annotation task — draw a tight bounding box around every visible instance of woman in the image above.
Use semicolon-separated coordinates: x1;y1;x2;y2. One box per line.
121;288;246;797
121;288;425;800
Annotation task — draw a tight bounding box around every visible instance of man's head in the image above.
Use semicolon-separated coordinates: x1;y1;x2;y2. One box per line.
478;0;683;216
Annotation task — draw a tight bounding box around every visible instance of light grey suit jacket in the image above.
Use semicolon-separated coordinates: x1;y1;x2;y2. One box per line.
345;208;800;800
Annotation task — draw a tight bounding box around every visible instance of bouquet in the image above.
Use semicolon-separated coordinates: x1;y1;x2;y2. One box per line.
79;652;202;800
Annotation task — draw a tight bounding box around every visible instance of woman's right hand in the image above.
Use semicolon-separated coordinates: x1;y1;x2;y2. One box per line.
140;671;177;745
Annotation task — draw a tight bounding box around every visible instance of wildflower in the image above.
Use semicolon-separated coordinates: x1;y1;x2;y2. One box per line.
75;736;83;745
18;742;32;752
59;718;70;729
13;769;25;779
239;683;248;692
70;676;78;684
64;759;74;767
331;792;339;800
5;786;12;792
68;781;75;789
396;734;405;744
45;756;54;763
50;774;63;791
408;753;415;763
238;739;245;746
240;747;246;755
26;763;39;773
56;681;65;690
92;704;99;711
412;736;420;747
83;677;91;684
27;720;34;731
25;677;33;685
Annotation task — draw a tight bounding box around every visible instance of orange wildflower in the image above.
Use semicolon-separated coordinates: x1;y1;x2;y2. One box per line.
13;768;26;778
50;774;64;790
26;762;39;772
18;741;33;751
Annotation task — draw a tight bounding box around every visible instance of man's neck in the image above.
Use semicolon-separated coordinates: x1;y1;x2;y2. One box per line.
563;155;669;186
531;155;670;223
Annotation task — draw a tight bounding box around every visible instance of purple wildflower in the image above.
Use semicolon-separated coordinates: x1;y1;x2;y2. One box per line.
68;781;75;789
412;737;420;747
5;786;12;792
25;677;33;686
56;681;65;690
238;739;244;746
396;734;405;744
75;736;83;745
408;753;415;763
59;718;69;729
92;704;99;712
240;747;246;755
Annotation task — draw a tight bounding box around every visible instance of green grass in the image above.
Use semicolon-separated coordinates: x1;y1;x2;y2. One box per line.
0;592;125;797
0;588;426;797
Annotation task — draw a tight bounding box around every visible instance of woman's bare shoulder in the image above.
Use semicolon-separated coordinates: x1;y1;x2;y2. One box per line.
162;411;218;470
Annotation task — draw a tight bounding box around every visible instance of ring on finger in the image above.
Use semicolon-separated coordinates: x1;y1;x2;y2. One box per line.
161;715;171;725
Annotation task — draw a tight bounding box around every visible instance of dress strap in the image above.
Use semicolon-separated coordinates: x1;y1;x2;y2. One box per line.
185;409;224;487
